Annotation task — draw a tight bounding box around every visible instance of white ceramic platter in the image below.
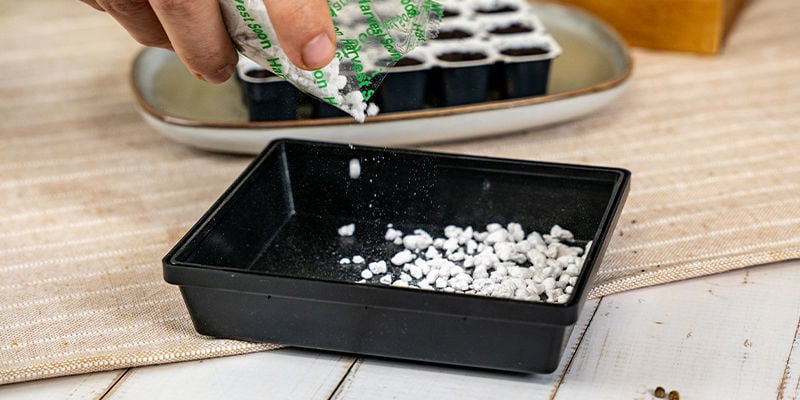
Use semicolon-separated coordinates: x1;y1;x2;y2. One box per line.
131;3;631;154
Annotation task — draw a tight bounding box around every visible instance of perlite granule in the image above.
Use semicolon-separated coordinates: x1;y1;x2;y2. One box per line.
337;223;356;237
349;158;361;179
219;0;442;122
339;222;590;304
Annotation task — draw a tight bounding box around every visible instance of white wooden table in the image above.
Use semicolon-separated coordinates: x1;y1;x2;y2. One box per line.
2;259;799;399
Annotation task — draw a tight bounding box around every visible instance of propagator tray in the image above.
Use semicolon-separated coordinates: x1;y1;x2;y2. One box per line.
236;0;562;120
163;139;630;373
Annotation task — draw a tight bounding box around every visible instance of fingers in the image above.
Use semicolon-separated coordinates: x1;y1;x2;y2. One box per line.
149;0;239;83
263;0;336;70
90;0;236;83
79;0;104;11
85;0;332;81
94;0;171;49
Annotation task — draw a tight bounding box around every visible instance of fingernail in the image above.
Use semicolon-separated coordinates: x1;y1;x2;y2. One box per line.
302;33;335;70
203;63;236;84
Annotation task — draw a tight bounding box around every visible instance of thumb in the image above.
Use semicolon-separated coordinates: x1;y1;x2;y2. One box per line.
263;0;336;70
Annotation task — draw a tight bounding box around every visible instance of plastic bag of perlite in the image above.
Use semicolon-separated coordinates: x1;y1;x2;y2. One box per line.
220;0;443;122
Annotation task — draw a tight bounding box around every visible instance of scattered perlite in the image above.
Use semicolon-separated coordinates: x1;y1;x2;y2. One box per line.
349;159;361;179
340;222;590;304
337;223;355;237
368;261;388;274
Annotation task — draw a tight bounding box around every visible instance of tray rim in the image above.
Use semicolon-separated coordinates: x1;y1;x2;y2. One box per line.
162;139;631;325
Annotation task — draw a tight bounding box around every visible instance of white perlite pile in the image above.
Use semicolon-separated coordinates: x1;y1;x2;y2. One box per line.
341;223;591;304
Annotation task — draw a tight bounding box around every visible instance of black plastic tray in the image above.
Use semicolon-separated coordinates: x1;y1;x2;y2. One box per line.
163;139;630;373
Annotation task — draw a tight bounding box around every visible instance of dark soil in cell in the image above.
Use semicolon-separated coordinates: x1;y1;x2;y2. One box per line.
436;29;473;40
475;6;518;14
437;52;488;62
490;23;534;34
394;57;424;67
442;9;460;18
501;47;548;56
245;69;277;79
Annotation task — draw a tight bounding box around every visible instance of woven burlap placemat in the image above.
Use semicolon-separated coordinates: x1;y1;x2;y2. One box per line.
1;0;798;385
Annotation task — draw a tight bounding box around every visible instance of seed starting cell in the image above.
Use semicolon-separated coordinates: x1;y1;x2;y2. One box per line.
163;139;630;373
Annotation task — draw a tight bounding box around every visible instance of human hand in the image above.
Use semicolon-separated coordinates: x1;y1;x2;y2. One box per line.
81;0;336;82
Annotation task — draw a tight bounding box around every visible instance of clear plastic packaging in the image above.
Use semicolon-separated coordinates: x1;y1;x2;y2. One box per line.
220;0;442;122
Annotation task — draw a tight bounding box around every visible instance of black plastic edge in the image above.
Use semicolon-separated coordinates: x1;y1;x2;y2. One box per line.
163;138;631;326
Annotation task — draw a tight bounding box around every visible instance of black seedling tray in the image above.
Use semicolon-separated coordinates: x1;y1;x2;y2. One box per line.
163;139;630;373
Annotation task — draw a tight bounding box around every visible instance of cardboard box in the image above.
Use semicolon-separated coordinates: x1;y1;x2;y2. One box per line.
541;0;748;54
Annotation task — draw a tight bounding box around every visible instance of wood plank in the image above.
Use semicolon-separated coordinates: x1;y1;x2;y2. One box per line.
0;370;122;400
555;259;800;399
778;308;800;399
103;349;354;400
330;299;601;399
9;261;799;399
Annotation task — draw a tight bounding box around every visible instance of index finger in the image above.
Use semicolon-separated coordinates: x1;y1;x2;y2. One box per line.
150;0;239;83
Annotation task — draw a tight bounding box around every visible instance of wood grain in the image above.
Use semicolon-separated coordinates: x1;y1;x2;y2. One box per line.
3;261;800;398
778;315;800;399
102;350;354;400
555;261;800;399
0;370;121;400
